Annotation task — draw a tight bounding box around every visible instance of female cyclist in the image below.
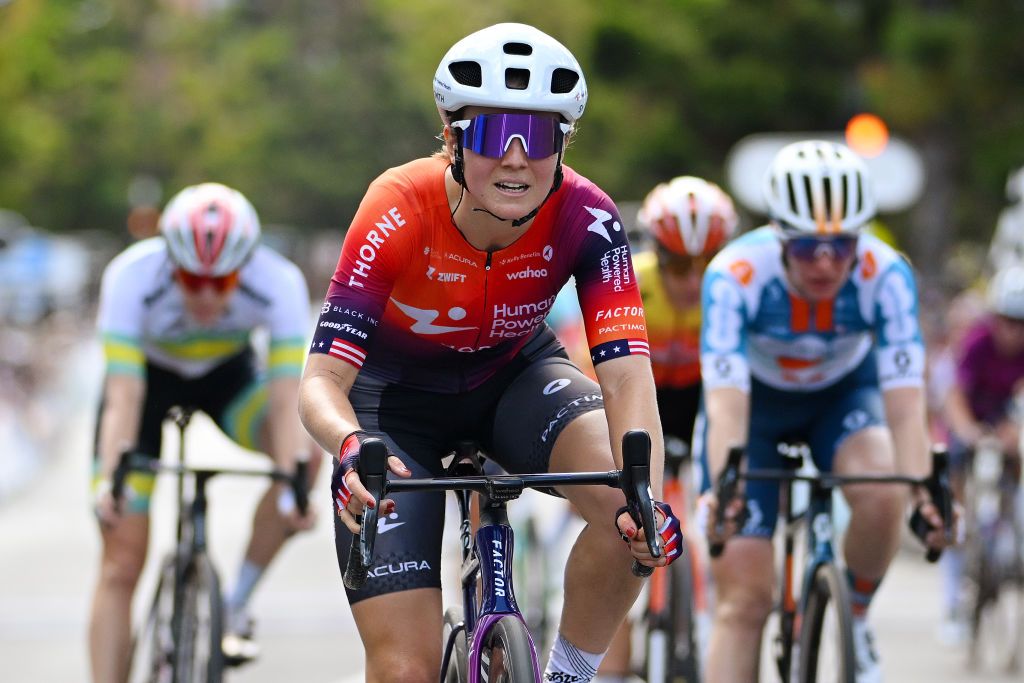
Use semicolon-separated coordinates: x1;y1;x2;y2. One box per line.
298;23;682;683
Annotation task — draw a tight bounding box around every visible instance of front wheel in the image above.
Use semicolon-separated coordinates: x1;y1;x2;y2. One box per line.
798;564;856;683
127;557;177;683
644;549;701;683
443;606;470;683
174;553;224;683
479;615;540;683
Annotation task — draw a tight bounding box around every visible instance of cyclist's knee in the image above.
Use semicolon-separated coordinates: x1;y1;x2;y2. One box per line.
99;551;145;591
845;482;903;519
366;653;437;683
715;581;773;630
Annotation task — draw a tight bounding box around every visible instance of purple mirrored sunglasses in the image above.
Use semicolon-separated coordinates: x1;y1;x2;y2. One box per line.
784;235;859;262
451;113;571;160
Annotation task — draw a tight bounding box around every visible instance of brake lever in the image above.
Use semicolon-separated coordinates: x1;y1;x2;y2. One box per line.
620;429;660;577
342;438;388;590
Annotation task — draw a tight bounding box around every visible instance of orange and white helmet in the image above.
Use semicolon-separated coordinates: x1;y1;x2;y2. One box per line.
159;183;261;276
763;140;876;235
638;176;739;256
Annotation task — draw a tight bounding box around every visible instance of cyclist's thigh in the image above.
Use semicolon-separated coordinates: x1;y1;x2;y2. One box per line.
332;436;446;605
353;588;444;680
199;349;268;451
710;537;774;610
808;383;888;475
91;362;181;515
490;355;605;475
97;515;150;576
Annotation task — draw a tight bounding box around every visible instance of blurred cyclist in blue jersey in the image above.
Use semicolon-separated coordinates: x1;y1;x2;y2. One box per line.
699;141;953;683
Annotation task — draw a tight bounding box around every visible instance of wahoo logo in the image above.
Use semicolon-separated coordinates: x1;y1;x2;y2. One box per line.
507;266;548;280
585;206;622;243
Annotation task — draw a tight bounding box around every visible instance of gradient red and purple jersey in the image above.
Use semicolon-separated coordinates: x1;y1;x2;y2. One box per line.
310;157;649;392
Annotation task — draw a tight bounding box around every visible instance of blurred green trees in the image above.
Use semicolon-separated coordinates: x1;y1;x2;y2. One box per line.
1;0;1022;271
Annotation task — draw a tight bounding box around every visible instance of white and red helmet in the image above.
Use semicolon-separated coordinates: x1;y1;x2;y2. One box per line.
433;23;588;123
159;183;261;276
638;176;739;257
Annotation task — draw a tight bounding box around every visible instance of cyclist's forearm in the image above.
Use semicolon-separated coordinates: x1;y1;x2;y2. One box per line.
704;387;748;483
97;373;145;478
596;356;665;495
884;386;931;480
298;356;360;459
943;385;983;445
267;376;307;471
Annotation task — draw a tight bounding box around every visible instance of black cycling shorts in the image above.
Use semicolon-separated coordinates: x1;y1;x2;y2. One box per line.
92;348;266;513
334;327;605;603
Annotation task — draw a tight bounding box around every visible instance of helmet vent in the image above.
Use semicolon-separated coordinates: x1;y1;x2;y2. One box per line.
505;68;530;90
449;61;482;87
503;42;532;55
551;68;579;94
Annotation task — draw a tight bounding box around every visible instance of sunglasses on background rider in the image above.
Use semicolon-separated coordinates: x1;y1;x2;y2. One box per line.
656;248;711;277
451;113;571;160
782;235;859;263
175;268;240;294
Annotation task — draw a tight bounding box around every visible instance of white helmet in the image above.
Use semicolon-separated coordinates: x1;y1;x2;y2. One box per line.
764;140;876;235
988;265;1024;319
638;176;739;257
433;23;587;123
159;183;261;276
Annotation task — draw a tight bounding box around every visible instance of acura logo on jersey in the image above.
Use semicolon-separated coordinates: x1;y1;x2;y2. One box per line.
390;298;476;334
543;379;571;395
585;206;622;243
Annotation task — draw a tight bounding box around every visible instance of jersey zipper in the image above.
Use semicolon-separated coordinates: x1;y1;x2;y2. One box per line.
469;250;494;356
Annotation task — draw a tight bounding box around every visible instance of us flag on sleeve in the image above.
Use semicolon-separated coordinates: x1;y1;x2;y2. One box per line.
329;338;366;369
590;339;650;365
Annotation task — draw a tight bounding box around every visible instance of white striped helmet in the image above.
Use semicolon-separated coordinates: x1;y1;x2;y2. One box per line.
763;140;876;235
159;183;260;276
639;176;739;257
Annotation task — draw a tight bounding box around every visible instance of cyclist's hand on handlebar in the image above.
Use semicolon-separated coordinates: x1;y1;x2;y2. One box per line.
333;431;410;533
700;490;748;548
910;487;961;551
276;483;318;532
93;479;123;529
615;501;683;567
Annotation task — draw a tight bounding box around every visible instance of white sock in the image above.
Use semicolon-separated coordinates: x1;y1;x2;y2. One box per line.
544;633;604;682
226;559;264;614
938;546;965;618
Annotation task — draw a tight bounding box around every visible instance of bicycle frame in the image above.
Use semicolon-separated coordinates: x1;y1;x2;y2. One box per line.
114;406;308;682
448;489;541;679
344;430;663;682
712;443;950;682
